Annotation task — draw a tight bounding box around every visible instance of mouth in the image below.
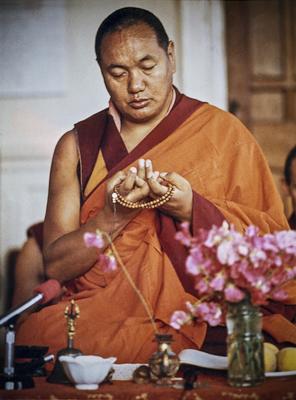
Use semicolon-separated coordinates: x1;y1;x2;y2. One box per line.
128;98;150;109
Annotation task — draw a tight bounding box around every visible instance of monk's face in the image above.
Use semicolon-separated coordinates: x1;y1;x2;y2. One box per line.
288;159;296;212
99;23;176;124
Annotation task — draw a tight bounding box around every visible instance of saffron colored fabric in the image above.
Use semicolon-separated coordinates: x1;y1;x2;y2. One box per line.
16;94;295;364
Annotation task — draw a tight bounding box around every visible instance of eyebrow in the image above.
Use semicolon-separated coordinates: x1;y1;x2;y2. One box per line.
139;55;156;62
108;64;126;70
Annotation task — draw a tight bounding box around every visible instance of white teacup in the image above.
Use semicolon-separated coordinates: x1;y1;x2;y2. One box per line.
59;355;117;390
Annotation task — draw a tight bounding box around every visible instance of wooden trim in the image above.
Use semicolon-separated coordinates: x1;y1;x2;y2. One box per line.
225;0;250;126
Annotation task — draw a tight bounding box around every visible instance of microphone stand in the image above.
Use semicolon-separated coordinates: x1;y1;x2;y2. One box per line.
0;280;61;389
0;322;34;390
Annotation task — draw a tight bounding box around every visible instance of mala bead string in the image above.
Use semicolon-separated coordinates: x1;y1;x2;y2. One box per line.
112;184;175;209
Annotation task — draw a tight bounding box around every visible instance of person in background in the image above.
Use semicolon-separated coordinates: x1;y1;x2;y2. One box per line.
12;222;44;307
283;145;296;230
15;7;295;362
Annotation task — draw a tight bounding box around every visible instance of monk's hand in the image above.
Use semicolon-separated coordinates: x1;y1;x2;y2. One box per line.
106;168;150;213
147;169;193;222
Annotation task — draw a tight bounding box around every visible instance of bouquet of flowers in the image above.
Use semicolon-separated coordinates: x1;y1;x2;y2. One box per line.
171;221;296;329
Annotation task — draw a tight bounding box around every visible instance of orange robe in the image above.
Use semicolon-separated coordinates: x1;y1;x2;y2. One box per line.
16;97;296;362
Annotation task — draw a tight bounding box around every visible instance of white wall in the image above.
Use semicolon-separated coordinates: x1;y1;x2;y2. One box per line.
179;0;227;107
0;0;227;316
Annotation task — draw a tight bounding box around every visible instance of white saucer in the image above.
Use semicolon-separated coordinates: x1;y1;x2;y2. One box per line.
266;370;296;378
75;383;99;390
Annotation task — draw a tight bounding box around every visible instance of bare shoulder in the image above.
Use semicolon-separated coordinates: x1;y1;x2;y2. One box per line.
49;129;80;193
45;129;81;242
52;129;79;168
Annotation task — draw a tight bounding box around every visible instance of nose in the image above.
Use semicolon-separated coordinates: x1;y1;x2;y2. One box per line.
128;70;145;94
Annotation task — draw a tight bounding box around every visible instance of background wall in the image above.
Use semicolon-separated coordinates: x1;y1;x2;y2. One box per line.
0;0;227;353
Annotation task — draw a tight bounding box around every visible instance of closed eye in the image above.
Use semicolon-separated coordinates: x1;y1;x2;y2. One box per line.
109;67;127;78
111;72;126;78
110;71;127;78
142;64;156;73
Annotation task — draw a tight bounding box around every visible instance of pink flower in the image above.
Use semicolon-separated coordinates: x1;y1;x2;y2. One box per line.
249;249;266;266
185;301;196;314
99;253;117;272
217;240;239;265
194;302;223;326
170;310;189;330
271;288;288;302
275;230;296;252
245;225;259;237
260;235;278;252
84;231;117;272
175;222;192;247
186;255;201;275
195;278;211;295
83;231;104;249
238;244;249;256
204;231;221;248
209;272;226;291
224;284;245;302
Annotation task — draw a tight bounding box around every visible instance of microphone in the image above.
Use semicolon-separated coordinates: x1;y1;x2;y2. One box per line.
0;279;62;327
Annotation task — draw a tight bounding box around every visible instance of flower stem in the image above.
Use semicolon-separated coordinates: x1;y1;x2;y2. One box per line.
104;233;159;334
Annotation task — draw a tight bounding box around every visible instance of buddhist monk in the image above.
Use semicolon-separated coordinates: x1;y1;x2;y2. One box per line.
16;7;296;362
282;145;296;230
12;222;44;308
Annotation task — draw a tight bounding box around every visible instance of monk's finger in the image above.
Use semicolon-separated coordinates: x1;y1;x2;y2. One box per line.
125;185;150;202
148;172;169;196
137;159;146;180
107;170;126;192
145;159;154;180
153;171;160;181
135;176;147;188
159;172;189;191
121;167;137;193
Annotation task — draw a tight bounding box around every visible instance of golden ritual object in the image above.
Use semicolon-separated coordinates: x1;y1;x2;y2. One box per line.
64;300;80;349
47;299;82;384
148;334;180;386
133;365;151;384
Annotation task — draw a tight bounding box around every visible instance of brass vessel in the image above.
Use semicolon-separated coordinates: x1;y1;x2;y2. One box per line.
148;334;180;385
47;299;82;384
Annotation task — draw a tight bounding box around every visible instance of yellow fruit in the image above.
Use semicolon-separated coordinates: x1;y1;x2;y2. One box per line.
264;346;277;372
277;347;296;372
264;342;279;355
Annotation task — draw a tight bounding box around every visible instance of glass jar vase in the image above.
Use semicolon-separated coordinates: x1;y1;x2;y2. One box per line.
226;297;265;387
148;334;180;385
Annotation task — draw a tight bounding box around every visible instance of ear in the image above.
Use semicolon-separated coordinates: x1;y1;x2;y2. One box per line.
167;40;176;73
